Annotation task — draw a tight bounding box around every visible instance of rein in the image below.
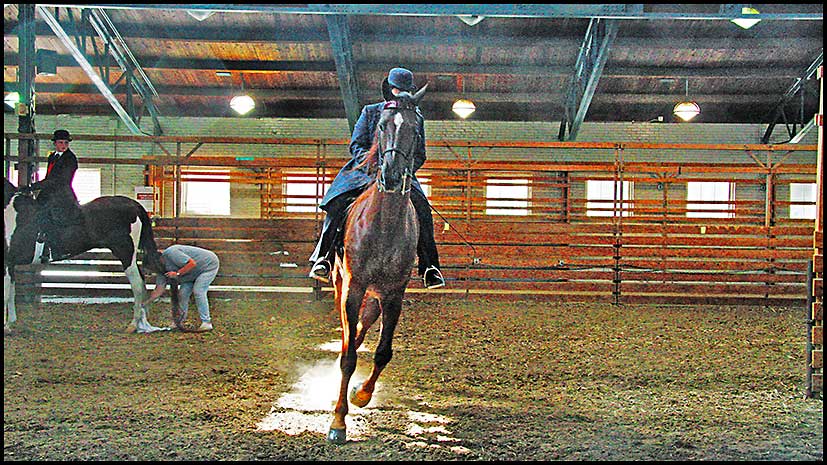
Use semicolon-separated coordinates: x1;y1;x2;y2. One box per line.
377;147;414;195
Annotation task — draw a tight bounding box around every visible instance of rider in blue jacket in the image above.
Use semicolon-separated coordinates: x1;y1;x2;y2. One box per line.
308;68;445;289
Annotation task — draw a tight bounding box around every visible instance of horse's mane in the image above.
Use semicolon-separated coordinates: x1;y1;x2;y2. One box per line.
354;134;381;177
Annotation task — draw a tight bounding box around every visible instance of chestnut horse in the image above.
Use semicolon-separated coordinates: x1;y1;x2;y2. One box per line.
327;85;427;444
4;177;166;334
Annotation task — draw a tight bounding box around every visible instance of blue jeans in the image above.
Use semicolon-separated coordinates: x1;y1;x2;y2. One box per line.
177;266;219;323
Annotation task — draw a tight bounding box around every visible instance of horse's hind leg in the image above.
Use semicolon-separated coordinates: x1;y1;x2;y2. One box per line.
115;228;162;334
350;292;402;408
329;280;366;445
4;272;15;335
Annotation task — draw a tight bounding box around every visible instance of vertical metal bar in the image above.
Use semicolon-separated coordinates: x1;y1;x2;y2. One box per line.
174;142;182;221
16;4;37;187
765;172;774;228
466;147;473;224
325;14;361;133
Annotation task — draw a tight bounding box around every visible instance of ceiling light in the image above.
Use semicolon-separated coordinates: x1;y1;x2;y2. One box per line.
452;99;476;119
452;75;475;119
731;7;761;29
230;73;255;115
673;101;700;122
186;9;215;21
457;15;485;26
230;95;255;115
673;78;700;122
5;91;20;108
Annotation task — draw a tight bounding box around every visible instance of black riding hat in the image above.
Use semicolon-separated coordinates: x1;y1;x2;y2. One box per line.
381;67;417;101
51;129;72;141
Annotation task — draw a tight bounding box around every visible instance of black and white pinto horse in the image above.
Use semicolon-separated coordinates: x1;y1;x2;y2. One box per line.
4;177;167;334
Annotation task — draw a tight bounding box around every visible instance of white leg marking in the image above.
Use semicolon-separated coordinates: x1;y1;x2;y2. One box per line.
126;218;166;334
5;198;18;330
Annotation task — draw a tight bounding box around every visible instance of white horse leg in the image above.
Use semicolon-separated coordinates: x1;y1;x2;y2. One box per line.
4;272;15;335
124;264;165;334
124;219;167;334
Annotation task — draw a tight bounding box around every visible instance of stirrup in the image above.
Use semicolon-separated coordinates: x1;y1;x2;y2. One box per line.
309;259;331;283
423;266;445;289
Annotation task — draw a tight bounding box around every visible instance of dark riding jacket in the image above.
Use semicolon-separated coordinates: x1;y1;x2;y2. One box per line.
319;102;427;210
32;148;81;227
33;148;78;202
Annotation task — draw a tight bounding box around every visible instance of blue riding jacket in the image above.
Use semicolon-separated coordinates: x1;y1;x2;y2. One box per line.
319;101;427;210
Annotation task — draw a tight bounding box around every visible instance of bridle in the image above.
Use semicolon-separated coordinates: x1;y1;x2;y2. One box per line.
376;99;418;195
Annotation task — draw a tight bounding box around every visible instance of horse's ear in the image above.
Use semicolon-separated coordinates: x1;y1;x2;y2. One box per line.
413;83;428;105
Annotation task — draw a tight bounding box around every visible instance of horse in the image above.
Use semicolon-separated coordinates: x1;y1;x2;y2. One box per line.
4;177;167;334
326;85;427;444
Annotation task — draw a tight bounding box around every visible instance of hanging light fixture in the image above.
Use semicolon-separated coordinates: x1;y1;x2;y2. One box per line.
186;9;215;21
673;78;700;122
230;74;255;115
452;99;476;119
452;75;475;119
730;6;761;30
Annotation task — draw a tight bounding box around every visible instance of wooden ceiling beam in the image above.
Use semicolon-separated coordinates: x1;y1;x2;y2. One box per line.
5;23;822;51
7;82;785;105
4;53;813;79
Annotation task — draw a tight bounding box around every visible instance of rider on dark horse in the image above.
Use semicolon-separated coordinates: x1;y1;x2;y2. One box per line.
25;129;84;262
308;67;446;289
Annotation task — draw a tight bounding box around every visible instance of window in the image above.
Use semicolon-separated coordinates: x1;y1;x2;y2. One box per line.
72;169;101;204
686;181;733;218
10;167;101;204
182;169;230;216
486;178;530;216
789;183;817;219
586;180;633;217
283;170;332;213
417;171;432;198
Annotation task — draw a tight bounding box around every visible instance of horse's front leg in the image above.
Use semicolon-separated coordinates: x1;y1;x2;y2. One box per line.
354;297;381;350
328;278;366;445
351;291;402;408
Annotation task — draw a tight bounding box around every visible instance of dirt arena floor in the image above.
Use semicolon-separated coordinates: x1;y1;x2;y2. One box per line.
3;294;823;461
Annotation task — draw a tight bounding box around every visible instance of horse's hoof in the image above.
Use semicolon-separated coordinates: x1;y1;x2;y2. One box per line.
125;324;137;334
327;428;347;445
349;385;372;408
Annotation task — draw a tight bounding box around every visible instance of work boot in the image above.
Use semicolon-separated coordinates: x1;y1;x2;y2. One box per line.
309;258;331;283
423;266;446;289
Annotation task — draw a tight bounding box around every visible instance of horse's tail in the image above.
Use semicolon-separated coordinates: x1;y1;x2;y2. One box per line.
136;205;163;275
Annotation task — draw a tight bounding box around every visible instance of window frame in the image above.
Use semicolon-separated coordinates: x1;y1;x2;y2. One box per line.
685;181;735;219
586;179;634;217
180;168;231;217
789;182;817;220
485;176;531;217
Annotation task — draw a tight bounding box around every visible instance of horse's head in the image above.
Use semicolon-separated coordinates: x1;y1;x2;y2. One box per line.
4;178;37;220
375;84;427;194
